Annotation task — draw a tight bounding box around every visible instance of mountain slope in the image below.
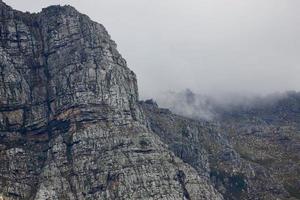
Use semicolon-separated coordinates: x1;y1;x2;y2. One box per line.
218;92;300;199
141;93;300;200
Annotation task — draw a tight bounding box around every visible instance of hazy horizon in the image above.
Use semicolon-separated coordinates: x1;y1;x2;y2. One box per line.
4;0;300;100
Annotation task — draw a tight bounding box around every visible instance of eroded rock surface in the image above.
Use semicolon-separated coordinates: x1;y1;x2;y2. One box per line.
0;1;222;199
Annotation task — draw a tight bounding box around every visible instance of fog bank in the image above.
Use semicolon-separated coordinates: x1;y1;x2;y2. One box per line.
155;89;299;120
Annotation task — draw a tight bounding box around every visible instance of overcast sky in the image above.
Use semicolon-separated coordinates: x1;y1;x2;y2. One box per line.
5;0;300;99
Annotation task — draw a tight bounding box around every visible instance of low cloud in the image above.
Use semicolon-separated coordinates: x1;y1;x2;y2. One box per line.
154;89;299;120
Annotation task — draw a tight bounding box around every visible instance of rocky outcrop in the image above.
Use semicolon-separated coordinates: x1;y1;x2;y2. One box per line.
0;1;222;199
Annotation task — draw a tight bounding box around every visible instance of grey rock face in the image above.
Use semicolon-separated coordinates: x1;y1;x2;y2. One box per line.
0;2;222;200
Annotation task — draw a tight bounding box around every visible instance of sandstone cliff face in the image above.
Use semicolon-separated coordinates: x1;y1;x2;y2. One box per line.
0;2;223;199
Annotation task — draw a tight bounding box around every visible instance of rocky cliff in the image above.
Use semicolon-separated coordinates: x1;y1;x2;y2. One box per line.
0;1;223;199
1;1;299;200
